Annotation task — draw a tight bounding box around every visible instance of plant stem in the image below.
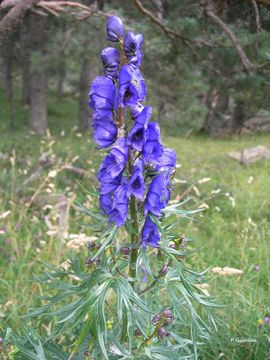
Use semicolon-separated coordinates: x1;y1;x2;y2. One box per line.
139;258;173;296
121;155;140;342
128;194;140;288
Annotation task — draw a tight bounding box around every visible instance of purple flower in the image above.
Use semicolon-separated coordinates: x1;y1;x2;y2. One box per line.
124;32;144;67
92;113;117;148
118;64;147;107
106;16;124;42
127;159;145;200
264;316;270;325
89;76;116;116
253;264;260;272
143;122;164;162
98;137;129;182
101;47;120;79
130;103;144;117
152;148;176;173
141;216;160;248
99;193;113;215
127;106;152;151
127;122;149;151
99;174;122;195
108;177;129;226
134;106;152;125
144;173;171;217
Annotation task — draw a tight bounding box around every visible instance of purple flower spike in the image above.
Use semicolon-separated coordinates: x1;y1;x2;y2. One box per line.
98;137;129;182
144;173;171;217
89;76;116;116
143;122;164;162
106;16;124;42
127;159;145;200
118;64;147;107
141;216;160;248
124;32;144;66
101;47;120;79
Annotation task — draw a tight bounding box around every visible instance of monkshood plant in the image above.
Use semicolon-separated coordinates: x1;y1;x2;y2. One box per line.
6;16;219;360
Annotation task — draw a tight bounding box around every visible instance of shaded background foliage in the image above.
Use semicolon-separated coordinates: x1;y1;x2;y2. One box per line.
1;0;270;136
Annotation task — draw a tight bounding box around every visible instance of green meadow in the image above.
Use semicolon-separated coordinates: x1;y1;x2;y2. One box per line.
1;91;270;359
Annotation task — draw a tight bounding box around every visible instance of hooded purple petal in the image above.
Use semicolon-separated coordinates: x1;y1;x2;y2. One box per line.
141;216;160;248
151;148;177;173
127;158;145;200
92;112;117;148
118;65;147;107
133;106;152;125
143;122;164;162
99;174;122;195
98;137;129;182
99;193;113;216
127;122;149;151
106;16;124;42
89;76;116;115
101;47;120;79
124;32;144;67
144;173;171;217
108;177;129;226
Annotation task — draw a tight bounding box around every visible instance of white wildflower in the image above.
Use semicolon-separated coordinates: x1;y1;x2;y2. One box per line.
198;177;211;184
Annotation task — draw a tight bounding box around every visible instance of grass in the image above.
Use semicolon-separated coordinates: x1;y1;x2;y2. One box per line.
0;89;270;359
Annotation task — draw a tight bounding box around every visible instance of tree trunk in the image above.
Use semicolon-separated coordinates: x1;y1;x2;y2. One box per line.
203;84;229;136
1;35;15;128
232;99;245;131
77;0;101;132
29;14;47;135
57;61;66;98
0;0;38;46
20;15;31;105
78;57;92;131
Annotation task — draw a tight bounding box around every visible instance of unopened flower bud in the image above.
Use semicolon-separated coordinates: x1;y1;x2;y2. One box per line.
96;243;102;250
180;237;186;248
134;328;142;337
85;257;92;266
253;264;260;272
157;249;164;260
162;309;172;318
152;314;161;325
93;257;100;266
120;246;130;256
157;327;167;338
87;241;96;251
159;264;168;276
83;351;91;357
